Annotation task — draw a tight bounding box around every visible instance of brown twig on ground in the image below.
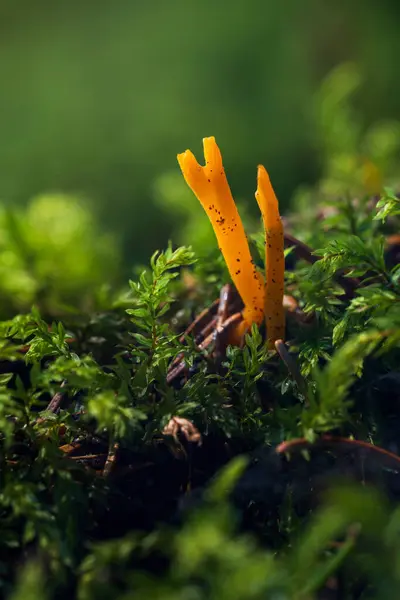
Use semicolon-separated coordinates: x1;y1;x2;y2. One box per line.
45;379;68;413
276;435;400;471
103;441;120;477
166;284;242;385
59;442;108;471
283;232;318;264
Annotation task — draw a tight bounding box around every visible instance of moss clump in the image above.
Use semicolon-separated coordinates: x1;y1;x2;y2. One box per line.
1;171;400;599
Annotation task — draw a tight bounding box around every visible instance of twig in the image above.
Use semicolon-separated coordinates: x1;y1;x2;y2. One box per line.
276;435;400;471
284;232;317;264
103;441;120;477
45;380;68;413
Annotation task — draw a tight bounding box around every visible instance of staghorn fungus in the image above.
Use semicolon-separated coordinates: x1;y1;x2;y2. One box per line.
177;137;264;342
255;164;285;348
177;136;285;349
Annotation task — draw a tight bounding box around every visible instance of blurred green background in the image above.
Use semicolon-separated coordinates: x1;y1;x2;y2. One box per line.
0;0;400;278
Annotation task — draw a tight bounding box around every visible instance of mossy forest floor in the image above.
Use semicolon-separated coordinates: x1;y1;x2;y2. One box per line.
2;189;400;599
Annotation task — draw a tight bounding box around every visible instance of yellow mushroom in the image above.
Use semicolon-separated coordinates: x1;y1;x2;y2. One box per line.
255;165;285;348
177;137;264;341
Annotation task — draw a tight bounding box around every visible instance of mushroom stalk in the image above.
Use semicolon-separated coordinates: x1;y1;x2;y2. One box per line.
177;137;264;339
255;165;285;348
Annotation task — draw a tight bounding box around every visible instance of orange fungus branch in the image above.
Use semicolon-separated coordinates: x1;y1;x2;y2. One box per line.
255;165;285;348
177;137;264;338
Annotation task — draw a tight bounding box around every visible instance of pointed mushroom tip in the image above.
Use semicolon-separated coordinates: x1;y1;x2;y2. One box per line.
202;136;218;155
257;164;275;195
177;151;187;166
257;164;269;179
178;148;198;164
203;136;223;168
